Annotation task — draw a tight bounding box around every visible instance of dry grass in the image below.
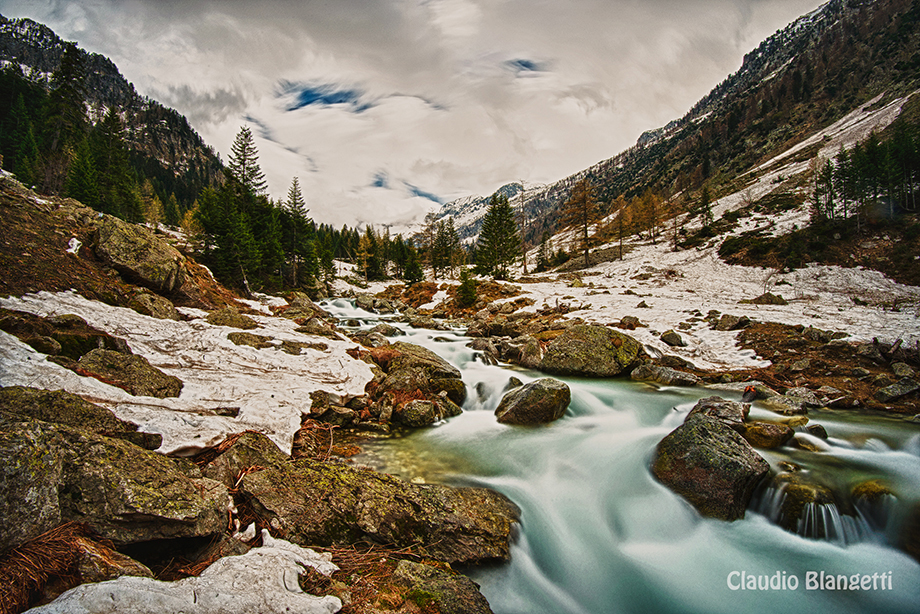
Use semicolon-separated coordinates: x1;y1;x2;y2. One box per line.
0;523;90;614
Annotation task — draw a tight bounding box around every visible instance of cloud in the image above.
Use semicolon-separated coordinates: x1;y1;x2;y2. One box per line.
0;0;826;232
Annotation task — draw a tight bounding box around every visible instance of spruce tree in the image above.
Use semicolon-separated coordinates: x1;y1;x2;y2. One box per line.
228;126;267;195
64;138;99;209
403;247;424;285
475;193;520;280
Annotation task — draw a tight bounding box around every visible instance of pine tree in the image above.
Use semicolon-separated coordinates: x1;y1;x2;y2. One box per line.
403;247;424;285
43;42;88;193
475;193;520;280
456;267;477;307
228;126;267;195
64;138;99;209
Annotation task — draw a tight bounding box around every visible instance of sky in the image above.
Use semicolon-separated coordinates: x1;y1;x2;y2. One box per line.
1;0;826;231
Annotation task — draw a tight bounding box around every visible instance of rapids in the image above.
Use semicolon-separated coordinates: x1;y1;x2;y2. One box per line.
323;298;920;614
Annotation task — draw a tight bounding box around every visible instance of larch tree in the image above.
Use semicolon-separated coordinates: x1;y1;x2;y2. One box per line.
560;178;599;267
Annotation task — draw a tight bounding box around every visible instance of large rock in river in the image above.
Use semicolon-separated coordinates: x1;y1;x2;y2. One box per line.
94;215;186;294
374;341;466;406
205;433;518;565
495;378;571;425
539;324;642;377
651;413;769;521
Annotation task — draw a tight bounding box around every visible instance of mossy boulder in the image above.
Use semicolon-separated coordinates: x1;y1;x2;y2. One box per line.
206;307;259;330
539;324;643;377
128;291;180;320
93;215;186;294
227;331;275;349
216;434;518;564
741;422;794;449
630;363;700;386
392;559;494;614
686;396;749;432
76;348;183;398
0;414;63;553
0;386;161;450
651;414;769;521
768;474;836;536
0;308;131;361
494;378;571;425
0;414;229;551
375;342;466;406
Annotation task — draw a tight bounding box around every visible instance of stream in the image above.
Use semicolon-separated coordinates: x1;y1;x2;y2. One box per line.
323;298;920;614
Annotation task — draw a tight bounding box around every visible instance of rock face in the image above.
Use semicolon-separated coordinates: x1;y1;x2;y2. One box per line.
630;363;699;387
651;413;769;521
494;378;571;425
205;433;519;565
94;216;186;294
77;348;183;398
539;324;643;377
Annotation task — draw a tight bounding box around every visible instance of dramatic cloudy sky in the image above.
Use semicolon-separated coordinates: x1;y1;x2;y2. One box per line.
3;0;825;230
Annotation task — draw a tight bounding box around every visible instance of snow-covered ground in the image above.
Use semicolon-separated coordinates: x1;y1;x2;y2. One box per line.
0;291;373;455
509;240;920;371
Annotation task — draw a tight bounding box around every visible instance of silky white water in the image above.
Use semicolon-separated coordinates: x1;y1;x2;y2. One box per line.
324;299;920;614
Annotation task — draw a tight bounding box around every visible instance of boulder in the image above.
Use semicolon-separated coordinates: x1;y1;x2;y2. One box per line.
0;415;229;551
713;314;751;331
660;330;687;347
218;435;519;564
768;474;837;536
746;292;788;305
128;291;180;321
93;215;186;294
295;317;341;339
395;400;441;427
761;395;808;416
0;386;161;450
280;292;329;320
630;363;699;387
227;331;275;349
0;415;63;553
539;324;643;377
494;378;571;425
741;422;794;449
875;378;920;403
375;342;466;406
392;559;494;614
77;348;183;398
206;307;259;330
651;414;769;521
686;396;749;432
370;322;403;337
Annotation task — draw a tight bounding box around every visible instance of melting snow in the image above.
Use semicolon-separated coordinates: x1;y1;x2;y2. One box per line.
0;291;373;455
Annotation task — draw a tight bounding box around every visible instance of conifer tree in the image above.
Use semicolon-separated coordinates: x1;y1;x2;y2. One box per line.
559;178;599;267
475;193;520;280
64;138;99;209
228;126;267;195
403;247;424;285
43;42;88;193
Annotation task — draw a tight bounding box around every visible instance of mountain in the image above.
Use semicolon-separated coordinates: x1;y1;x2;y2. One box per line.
431;0;920;247
0;14;223;206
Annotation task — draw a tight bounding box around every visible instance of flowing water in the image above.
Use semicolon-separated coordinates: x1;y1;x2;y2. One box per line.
323;299;920;613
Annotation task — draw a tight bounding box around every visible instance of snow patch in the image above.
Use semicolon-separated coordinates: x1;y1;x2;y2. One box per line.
25;531;341;614
0;291;373;455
